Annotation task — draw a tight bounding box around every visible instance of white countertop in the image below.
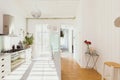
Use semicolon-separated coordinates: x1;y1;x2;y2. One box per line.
0;48;32;57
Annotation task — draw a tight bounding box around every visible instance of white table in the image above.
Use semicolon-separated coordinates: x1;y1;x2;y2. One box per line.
85;51;99;68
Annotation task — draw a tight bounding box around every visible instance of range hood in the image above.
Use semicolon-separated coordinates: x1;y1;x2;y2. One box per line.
0;14;17;37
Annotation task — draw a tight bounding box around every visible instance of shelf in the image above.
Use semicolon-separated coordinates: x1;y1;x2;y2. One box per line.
11;58;25;71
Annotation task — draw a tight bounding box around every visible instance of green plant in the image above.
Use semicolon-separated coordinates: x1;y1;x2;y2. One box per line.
23;33;34;46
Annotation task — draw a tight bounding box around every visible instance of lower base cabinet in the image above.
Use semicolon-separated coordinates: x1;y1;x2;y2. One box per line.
25;48;32;62
0;54;11;80
0;48;32;80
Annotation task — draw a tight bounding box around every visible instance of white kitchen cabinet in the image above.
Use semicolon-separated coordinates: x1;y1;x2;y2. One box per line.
0;12;3;34
11;50;25;71
0;12;15;35
3;14;15;35
0;54;11;80
25;48;32;62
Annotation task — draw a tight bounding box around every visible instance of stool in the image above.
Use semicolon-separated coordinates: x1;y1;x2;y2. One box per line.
102;62;120;80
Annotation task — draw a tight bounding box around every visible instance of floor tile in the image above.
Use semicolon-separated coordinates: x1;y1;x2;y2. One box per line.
6;58;59;80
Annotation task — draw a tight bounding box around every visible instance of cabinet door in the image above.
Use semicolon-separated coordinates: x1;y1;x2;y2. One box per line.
3;15;10;34
19;51;25;58
0;55;11;80
0;12;3;34
25;48;32;62
4;55;11;75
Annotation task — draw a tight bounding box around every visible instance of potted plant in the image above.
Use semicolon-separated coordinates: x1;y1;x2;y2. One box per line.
23;33;34;48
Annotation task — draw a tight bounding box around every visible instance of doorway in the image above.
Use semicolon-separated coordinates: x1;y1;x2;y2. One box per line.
34;24;51;57
60;29;69;52
60;25;74;54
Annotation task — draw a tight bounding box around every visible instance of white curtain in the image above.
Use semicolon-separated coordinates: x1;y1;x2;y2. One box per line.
34;24;51;57
27;20;60;59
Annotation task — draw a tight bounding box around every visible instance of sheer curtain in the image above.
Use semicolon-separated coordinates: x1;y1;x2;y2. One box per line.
27;20;60;59
34;24;51;57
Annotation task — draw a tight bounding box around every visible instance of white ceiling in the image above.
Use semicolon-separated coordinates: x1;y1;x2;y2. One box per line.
14;0;80;18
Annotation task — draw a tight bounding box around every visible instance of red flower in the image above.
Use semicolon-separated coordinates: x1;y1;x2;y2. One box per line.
84;40;92;49
84;40;91;45
87;41;91;44
84;40;87;43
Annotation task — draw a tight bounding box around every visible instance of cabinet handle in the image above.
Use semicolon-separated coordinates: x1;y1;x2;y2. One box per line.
1;58;4;61
2;76;4;79
1;65;4;67
2;70;4;73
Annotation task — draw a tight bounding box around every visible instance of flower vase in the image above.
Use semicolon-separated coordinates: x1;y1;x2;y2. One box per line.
87;45;90;53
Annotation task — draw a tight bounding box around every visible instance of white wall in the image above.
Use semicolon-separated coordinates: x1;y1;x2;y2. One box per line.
27;19;75;33
14;0;79;18
0;0;26;48
68;29;73;53
75;0;120;78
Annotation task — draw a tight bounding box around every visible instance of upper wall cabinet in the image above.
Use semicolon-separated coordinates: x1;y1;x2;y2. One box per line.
0;12;15;35
0;12;3;34
3;14;15;35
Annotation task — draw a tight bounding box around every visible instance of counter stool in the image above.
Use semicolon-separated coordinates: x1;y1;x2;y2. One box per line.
102;62;120;80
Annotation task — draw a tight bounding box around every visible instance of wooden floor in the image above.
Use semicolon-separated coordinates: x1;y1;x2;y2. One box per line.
61;57;101;80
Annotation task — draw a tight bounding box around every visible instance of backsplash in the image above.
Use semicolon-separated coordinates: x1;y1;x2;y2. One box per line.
0;36;2;52
0;36;21;53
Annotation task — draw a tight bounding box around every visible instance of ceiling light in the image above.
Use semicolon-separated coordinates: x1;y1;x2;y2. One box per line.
31;10;41;18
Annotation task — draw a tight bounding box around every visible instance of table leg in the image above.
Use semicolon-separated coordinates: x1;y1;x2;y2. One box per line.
102;64;105;80
86;55;91;68
118;68;120;80
92;56;99;68
110;66;114;80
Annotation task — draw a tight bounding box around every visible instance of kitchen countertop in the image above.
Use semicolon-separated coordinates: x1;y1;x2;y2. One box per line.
0;47;32;57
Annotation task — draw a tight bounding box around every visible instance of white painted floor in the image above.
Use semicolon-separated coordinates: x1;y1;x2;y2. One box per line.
5;58;59;80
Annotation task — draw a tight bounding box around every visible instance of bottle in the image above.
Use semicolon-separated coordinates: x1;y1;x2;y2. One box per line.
12;45;15;51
